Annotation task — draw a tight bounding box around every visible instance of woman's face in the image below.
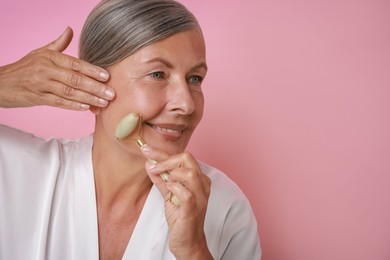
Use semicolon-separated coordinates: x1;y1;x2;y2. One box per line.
98;29;207;156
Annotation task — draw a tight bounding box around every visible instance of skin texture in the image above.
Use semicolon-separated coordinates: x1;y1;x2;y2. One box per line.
0;27;115;110
91;29;213;259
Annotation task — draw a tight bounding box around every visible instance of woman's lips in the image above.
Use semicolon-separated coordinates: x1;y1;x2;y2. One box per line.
146;122;185;139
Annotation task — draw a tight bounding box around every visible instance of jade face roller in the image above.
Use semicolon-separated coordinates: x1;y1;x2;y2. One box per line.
115;113;181;206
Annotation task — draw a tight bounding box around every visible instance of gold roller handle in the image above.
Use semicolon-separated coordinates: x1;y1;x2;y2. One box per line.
115;113;180;206
136;137;181;206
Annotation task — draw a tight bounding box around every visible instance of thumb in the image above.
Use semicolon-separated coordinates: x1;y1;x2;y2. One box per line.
145;160;171;195
47;26;73;52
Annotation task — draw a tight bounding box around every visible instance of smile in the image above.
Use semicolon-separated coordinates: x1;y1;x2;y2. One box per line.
145;122;185;139
154;126;184;134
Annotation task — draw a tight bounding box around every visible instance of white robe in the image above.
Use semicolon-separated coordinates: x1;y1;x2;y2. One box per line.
0;124;261;260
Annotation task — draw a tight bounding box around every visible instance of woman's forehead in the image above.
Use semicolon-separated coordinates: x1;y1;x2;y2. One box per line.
119;30;206;67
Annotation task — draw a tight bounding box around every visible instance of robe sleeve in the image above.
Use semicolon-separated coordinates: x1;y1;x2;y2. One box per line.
219;194;261;260
201;162;262;260
0;124;63;259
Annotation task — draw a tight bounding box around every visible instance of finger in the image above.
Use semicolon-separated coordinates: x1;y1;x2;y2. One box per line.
48;80;112;108
49;51;110;83
167;173;211;216
147;151;198;175
143;148;210;207
44;27;110;83
168;167;211;204
145;160;172;199
48;64;114;104
38;92;90;111
142;148;201;190
141;146;197;173
46;27;73;53
142;146;185;205
140;144;171;162
167;168;203;193
166;181;201;212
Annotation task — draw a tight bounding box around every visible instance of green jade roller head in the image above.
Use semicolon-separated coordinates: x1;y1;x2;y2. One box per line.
115;113;147;150
115;113;140;140
115;113;181;206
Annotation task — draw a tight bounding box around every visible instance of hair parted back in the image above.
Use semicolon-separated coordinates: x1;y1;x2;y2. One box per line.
79;0;200;68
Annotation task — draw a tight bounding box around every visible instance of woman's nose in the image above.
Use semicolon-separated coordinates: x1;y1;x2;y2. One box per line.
166;78;196;115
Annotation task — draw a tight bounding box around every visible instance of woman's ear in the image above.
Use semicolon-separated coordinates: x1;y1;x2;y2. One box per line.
89;106;102;115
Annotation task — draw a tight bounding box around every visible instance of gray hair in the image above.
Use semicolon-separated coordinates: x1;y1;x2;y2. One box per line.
79;0;200;68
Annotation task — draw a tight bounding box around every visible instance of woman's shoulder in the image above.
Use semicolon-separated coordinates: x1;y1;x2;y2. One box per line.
198;160;256;217
0;124;59;159
0;123;48;142
198;161;248;202
0;124;91;149
0;124;92;167
198;161;261;259
0;124;94;203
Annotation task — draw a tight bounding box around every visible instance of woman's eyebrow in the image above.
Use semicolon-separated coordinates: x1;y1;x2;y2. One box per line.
192;62;208;72
143;57;207;72
144;57;174;68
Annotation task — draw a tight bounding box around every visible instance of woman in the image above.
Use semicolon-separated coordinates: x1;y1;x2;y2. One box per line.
0;0;261;259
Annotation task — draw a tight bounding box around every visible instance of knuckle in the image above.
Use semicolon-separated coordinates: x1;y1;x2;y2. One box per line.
182;151;194;161
181;192;195;204
53;96;66;107
70;73;82;87
186;169;196;180
71;59;81;71
63;86;74;97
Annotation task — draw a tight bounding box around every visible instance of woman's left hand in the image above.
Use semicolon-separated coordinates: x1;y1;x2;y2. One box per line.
142;146;213;260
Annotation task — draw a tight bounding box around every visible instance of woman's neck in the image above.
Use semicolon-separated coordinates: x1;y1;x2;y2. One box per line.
92;130;152;211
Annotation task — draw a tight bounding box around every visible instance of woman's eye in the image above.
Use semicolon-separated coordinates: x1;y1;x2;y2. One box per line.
189;75;203;84
150;71;164;79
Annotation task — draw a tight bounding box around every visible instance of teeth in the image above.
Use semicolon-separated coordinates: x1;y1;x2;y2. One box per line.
155;126;183;133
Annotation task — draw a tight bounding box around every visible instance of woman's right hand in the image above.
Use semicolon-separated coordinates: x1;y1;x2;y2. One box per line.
141;146;213;260
0;27;115;110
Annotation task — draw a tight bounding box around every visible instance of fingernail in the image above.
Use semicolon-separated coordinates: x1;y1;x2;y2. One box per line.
104;89;115;99
141;144;151;152
146;161;156;169
80;104;90;110
99;71;109;80
98;98;108;105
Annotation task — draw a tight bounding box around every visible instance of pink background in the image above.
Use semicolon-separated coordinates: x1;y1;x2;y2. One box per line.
1;0;389;259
